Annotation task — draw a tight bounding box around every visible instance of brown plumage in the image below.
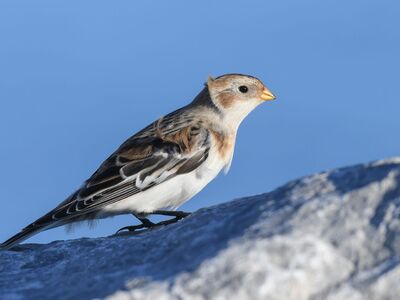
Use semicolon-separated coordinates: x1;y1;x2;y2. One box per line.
1;73;275;250
209;129;235;161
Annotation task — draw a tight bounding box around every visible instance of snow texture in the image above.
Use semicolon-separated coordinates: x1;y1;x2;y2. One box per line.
1;158;400;300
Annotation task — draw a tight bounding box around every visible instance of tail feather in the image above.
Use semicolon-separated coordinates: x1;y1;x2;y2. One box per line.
1;225;48;250
1;191;90;250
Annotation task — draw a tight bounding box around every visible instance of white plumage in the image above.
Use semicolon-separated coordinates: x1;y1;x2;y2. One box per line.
1;73;276;250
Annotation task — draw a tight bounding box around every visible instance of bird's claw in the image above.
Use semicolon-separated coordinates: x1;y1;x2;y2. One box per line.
116;224;147;234
116;213;189;235
152;210;192;219
175;211;191;218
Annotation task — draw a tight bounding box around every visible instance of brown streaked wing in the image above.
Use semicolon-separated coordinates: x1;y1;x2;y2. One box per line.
29;118;211;227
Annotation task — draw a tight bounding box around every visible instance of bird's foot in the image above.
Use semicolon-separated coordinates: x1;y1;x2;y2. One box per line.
151;210;192;219
154;216;184;226
115;212;191;234
116;224;148;234
116;217;156;234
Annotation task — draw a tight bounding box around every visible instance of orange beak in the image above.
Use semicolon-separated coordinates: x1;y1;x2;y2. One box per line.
260;87;276;101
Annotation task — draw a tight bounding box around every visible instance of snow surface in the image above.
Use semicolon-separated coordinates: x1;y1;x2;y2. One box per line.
1;158;400;300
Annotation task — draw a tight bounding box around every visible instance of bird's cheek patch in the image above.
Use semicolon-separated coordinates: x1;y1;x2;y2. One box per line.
217;93;236;109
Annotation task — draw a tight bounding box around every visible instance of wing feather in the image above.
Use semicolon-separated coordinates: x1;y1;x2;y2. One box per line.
30;114;211;227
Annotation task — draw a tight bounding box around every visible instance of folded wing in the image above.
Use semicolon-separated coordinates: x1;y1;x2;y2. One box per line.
26;115;210;228
0;111;212;250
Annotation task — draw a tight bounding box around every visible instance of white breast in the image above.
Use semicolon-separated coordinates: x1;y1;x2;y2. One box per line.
101;145;228;216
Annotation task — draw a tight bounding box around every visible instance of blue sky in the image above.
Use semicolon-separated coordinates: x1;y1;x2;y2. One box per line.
0;0;399;244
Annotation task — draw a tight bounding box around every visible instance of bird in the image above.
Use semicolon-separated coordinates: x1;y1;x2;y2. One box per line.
1;73;276;250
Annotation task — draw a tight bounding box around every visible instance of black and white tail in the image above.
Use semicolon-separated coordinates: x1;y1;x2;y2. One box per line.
0;223;50;250
1;192;80;250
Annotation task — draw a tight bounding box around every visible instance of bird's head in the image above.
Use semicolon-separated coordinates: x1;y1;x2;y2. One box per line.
206;74;276;128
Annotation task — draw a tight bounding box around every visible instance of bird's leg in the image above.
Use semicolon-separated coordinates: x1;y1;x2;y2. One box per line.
150;210;191;226
116;211;191;234
116;214;156;234
151;210;191;219
136;215;156;227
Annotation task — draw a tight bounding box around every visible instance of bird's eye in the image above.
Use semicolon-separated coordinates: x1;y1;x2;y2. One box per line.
238;85;248;93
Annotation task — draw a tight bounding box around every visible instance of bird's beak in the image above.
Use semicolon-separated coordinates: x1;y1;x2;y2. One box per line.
260;87;276;101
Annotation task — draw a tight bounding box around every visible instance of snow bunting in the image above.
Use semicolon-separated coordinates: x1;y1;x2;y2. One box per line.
1;73;275;249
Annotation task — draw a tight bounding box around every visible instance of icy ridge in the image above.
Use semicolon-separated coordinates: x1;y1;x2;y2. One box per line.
1;158;400;300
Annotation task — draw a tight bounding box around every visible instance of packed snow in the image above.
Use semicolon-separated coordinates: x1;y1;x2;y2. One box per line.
1;158;400;299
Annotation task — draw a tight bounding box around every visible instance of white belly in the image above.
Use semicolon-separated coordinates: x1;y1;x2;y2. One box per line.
101;148;226;215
